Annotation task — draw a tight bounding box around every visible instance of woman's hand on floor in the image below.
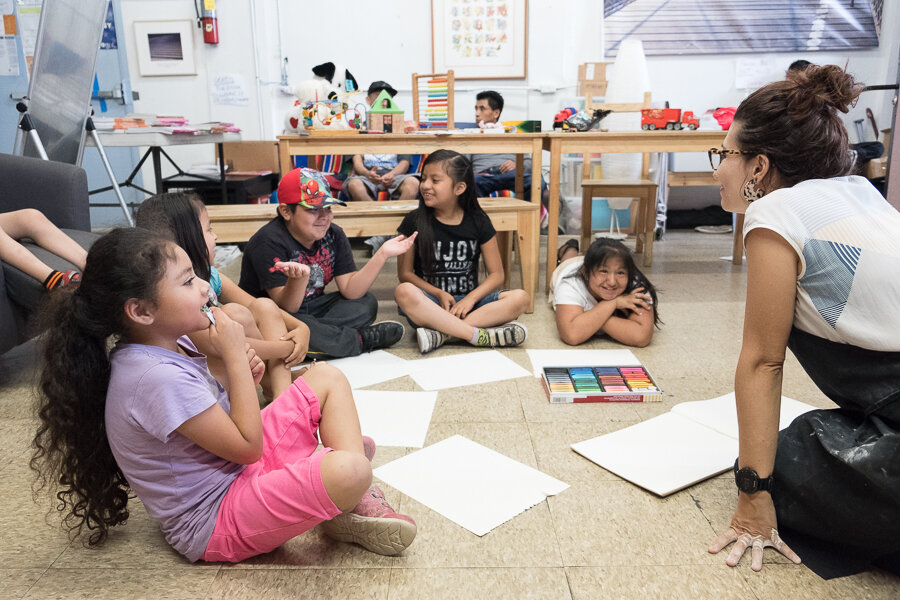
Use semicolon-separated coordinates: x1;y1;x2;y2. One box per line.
708;492;801;571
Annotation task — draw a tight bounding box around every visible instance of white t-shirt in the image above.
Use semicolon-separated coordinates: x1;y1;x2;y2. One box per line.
550;257;597;310
743;176;900;351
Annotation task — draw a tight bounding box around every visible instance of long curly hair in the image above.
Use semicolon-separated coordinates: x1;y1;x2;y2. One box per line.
31;228;175;545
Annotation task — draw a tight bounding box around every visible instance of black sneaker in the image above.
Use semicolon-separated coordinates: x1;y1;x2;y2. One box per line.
359;321;405;353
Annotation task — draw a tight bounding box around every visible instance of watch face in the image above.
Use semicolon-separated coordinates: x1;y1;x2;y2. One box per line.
735;468;759;493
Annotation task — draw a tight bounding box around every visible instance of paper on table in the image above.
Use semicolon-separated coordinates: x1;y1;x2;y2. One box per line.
292;350;412;389
571;393;817;497
407;350;531;391
353;390;436;448
374;435;569;536
525;348;641;377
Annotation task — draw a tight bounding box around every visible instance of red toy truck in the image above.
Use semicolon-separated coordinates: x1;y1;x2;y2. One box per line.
640;108;699;130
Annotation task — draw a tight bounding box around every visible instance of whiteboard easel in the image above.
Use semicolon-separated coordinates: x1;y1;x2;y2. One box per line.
13;0;132;225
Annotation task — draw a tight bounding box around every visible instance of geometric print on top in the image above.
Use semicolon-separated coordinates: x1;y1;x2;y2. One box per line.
800;239;861;328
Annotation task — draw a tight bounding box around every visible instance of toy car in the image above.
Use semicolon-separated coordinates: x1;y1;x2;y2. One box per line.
640;108;699;130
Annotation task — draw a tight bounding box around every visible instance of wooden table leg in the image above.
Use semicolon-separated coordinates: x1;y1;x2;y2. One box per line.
498;231;513;289
545;138;562;293
518;208;539;313
581;186;592;254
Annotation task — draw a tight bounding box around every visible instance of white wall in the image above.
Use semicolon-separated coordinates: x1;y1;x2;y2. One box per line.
119;0;898;180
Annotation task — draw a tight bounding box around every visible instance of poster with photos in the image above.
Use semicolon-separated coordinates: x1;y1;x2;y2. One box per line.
432;0;527;79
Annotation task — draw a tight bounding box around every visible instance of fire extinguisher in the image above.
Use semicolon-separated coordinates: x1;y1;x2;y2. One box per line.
200;0;219;44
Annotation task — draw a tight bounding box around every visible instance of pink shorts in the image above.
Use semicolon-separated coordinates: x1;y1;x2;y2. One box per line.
201;377;341;562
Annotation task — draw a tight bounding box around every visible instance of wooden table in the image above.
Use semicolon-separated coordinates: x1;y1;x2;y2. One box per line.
542;130;726;290
206;197;540;313
277;132;544;205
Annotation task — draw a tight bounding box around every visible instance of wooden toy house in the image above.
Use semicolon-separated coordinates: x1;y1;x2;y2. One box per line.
367;90;404;133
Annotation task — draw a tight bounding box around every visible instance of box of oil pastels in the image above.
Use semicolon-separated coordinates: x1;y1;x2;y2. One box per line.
541;365;662;403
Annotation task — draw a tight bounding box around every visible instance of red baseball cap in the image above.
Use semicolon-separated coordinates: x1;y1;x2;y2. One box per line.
277;169;346;209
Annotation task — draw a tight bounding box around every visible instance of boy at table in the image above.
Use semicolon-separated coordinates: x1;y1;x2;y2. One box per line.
344;81;420;202
239;168;416;359
467;90;548;202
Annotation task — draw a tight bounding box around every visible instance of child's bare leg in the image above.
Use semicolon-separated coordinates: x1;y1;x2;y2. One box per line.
462;289;529;328
394;282;475;339
304;363;371;510
0;209;87;270
249;297;292;397
0;226;54;282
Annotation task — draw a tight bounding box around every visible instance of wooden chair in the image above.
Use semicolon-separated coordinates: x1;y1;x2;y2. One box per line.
580;91;656;265
666;170;744;264
578;62;612;112
411;71;454;130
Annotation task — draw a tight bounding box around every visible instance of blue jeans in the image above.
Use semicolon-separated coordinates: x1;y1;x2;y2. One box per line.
474;167;547;198
398;290;501;328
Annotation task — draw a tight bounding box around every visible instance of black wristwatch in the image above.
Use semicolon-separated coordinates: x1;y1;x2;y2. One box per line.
733;458;773;494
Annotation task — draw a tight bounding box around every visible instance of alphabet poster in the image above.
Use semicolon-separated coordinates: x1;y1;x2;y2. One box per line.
432;0;527;79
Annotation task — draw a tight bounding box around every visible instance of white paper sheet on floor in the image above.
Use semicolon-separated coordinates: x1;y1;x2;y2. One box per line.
407;350;532;390
374;434;569;536
571;392;817;496
353;390;437;448
525;348;642;378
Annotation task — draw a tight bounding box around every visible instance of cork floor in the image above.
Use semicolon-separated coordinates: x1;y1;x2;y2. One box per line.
0;230;897;599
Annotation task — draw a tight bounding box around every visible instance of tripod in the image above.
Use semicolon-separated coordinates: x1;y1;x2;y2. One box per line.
14;101;134;226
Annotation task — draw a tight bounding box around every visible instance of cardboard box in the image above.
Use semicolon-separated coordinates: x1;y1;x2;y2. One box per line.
502;120;542;133
216;141;280;174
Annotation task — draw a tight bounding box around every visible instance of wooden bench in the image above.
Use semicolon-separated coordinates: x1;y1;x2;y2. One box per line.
206;197;540;313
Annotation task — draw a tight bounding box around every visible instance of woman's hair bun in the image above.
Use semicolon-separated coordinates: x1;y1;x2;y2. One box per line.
785;64;864;117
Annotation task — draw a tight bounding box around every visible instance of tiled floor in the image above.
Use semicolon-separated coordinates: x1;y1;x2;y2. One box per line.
1;231;897;599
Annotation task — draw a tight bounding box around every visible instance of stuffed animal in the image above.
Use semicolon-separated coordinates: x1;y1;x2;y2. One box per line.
284;62;359;133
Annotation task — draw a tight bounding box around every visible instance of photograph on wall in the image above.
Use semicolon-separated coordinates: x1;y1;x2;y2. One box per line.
133;20;196;76
432;0;527;79
604;0;881;57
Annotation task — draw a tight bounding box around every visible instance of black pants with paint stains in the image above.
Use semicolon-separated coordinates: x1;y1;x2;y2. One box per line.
772;327;900;558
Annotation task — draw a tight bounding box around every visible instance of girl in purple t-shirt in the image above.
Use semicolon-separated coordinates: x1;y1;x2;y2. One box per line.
31;228;416;562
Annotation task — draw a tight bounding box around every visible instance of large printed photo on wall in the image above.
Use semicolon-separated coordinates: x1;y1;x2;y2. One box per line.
604;0;881;57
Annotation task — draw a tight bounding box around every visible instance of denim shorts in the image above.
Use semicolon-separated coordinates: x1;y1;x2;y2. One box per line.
399;290;502;328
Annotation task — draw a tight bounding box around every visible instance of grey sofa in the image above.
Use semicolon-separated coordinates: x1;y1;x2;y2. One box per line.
0;153;99;355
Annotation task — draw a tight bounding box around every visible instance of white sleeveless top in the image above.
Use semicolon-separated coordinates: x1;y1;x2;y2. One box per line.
743;176;900;351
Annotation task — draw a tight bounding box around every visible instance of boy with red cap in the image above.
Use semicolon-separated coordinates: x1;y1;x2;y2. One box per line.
239;169;417;358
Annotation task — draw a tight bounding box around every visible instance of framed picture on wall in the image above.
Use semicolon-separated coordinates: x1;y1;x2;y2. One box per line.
133;20;197;77
432;0;527;79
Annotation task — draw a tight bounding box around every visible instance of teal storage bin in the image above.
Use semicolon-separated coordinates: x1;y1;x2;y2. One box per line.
590;199;633;232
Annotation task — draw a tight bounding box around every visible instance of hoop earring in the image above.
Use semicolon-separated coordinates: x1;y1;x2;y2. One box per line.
743;178;764;203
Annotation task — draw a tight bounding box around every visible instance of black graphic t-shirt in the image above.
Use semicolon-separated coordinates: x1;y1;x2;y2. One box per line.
398;209;496;295
239;218;356;299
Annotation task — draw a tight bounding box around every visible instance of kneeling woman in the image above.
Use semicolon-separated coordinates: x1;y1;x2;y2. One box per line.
707;64;900;572
551;237;659;348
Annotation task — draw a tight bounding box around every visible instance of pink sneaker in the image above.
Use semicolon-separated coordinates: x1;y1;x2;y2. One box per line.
362;436;376;462
320;486;416;555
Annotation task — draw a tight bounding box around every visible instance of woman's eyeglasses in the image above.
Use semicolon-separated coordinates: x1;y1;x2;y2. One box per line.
708;147;755;170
